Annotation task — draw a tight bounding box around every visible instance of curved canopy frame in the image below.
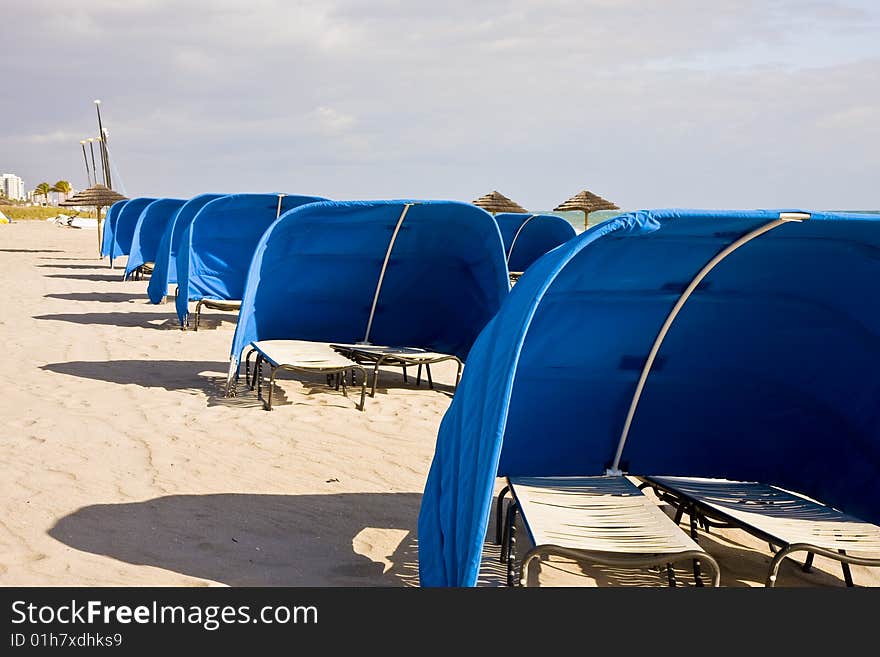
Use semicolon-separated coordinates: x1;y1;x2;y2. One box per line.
494;213;577;273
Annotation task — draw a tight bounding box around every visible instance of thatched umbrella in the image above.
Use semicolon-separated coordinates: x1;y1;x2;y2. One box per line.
61;183;128;256
472;190;528;215
554;189;620;230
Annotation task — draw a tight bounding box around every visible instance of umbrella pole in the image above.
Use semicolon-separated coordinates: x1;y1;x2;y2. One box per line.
96;205;104;258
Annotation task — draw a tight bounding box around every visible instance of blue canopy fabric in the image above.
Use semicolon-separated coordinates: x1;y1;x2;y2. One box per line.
494;213;577;273
100;200;128;258
110;197;157;259
175;193;327;326
124;198;186;279
418;208;880;587
147;193;225;304
227;200;511;381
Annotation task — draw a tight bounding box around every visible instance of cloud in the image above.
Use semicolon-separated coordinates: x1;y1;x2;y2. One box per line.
311;106;357;135
1;1;877;208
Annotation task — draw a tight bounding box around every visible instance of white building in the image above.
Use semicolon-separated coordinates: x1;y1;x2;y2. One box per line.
1;173;25;200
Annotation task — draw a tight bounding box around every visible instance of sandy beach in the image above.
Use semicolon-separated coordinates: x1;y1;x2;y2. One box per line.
1;221;876;588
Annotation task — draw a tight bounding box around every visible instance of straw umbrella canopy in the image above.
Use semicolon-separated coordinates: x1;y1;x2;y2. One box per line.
472;190;528;215
61;183;128;256
554;189;619;230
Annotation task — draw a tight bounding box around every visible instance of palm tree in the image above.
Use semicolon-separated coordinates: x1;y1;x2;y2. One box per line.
34;182;52;206
51;180;72;203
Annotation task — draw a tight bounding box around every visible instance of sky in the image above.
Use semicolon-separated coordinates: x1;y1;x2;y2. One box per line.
1;0;878;210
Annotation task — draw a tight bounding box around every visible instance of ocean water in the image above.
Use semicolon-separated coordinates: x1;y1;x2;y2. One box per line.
540;209;880;234
535;209;625;233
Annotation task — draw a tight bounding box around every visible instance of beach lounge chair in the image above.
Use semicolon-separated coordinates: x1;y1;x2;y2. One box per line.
640;476;880;587
192;298;241;331
497;475;720;587
246;340;367;411
330;343;463;397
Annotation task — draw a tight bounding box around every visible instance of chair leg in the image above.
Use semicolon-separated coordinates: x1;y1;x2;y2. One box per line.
371;362;380;397
245;348;256;388
504;502;518;586
501;498;515;564
356;366;367;411
495;485;510;546
251;354;263;400
673;505;684;526
426;363;434;389
265;366;277;411
802;552;815;573
416;363;422;386
840;551;854;587
340;369;348;398
666;564;677;587
402;365;407;383
194;301;202;331
688;505;704;587
453;360;463;392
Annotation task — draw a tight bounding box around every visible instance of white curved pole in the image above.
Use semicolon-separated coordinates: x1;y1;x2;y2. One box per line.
506;214;537;262
608;214;807;474
361;203;413;345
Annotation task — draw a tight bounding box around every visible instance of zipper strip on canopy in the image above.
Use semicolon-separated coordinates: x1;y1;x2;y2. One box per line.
608;214;807;474
361;203;413;345
506;214;537;262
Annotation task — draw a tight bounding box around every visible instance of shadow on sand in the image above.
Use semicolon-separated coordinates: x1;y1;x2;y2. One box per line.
1;248;64;253
34;311;180;328
42;360;228;391
44;292;149;303
48;493;421;586
41;358;455;408
44;272;127;282
36;263;112;270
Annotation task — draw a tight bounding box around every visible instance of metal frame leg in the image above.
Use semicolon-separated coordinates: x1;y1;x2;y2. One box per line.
355;366;367;411
245;348;257;388
840;551;854;587
371;362;381;397
416;363;423;386
453;360;463;393
264;365;278;411
426;363;434;389
802;552;815;573
504;502;519;586
194;300;203;331
255;355;264;401
687;505;704;587
666;564;677;587
495;485;510;546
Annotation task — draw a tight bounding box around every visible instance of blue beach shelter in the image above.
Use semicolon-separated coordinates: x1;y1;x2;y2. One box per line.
227;200;511;385
147;193;225;304
110;197;156;260
418;208;880;587
100;200;128;260
494;213;577;273
124;198;186;280
175;193;327;326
